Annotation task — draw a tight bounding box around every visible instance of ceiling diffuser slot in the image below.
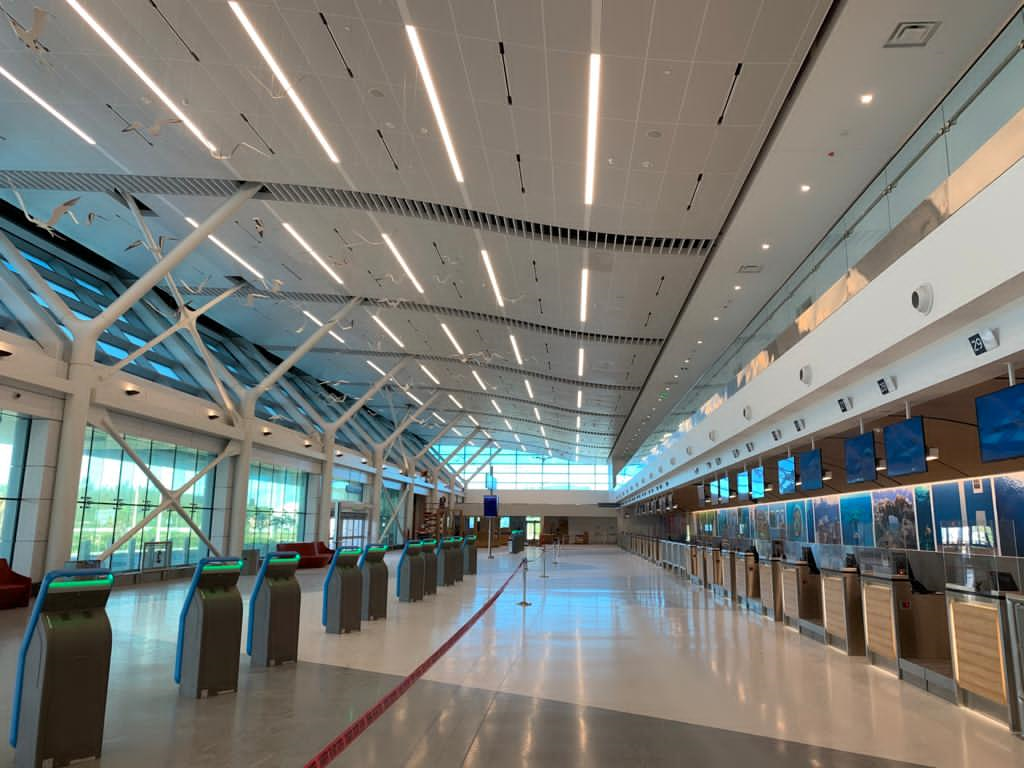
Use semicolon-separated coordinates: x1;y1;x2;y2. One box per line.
376;129;399;170
716;62;743;125
516;152;526;194
498;41;513;105
686;173;703;211
319;12;355;78
885;21;940;48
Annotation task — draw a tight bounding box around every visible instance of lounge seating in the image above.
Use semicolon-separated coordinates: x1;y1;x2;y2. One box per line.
276;541;333;568
0;559;31;609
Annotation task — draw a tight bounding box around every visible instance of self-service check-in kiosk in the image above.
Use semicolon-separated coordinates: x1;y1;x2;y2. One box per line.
508;530;525;554
420;539;438;596
437;538;456;587
360;545;389;621
247;551;301;668
463;535;478;575
175;557;243;699
322;547;363;634
397;541;425;603
451;536;464;581
9;569;113;768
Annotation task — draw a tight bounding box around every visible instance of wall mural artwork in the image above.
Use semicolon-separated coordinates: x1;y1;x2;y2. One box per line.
812;496;841;544
871;488;918;549
755;505;770;539
961;477;995;550
840;493;873;547
769;502;787;537
914;486;935;551
786;500;808;542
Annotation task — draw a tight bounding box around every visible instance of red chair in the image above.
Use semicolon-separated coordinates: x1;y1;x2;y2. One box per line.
276;542;333;568
0;559;31;609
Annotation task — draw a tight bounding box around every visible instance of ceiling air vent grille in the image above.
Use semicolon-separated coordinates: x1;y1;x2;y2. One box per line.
884;21;940;48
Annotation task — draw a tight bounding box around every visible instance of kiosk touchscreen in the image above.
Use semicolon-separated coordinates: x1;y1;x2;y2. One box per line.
322;547;363;634
175;557;243;699
247;552;301;668
420;539;438;596
397;541;425;602
10;569;113;768
463;535;478;575
359;545;389;621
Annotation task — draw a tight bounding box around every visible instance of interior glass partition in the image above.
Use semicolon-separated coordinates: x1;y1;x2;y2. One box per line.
0;409;31;562
244;461;310;555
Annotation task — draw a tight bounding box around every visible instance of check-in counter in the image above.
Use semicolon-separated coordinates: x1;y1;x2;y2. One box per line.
735;550;760;610
780;560;823;639
821;568;865;656
861;572;954;699
946;586;1021;731
759;558;782;620
690;545;701;584
711;548;724;591
680;544;691;578
699;546;710;588
715;550;736;601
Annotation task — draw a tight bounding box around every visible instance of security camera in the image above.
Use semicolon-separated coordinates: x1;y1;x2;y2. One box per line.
793;418;806;432
745;441;755;453
911;284;933;315
732;448;741;459
708;430;718;442
686;445;694;456
742;405;753;421
715;457;722;466
837;395;853;413
877;376;897;396
799;365;812;385
771;428;783;441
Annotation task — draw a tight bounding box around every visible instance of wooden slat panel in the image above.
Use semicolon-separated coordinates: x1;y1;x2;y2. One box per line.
951;601;1007;705
782;568;800;619
864;583;897;660
759;564;774;609
823;575;847;640
735;560;747;597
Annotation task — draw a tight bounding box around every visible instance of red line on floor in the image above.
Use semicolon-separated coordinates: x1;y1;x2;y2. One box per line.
303;559;526;768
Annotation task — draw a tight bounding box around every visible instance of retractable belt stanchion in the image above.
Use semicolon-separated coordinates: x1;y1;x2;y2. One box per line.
175;557;243;699
9;569;113;768
462;535;478;576
420;538;438;596
322;547;363;634
397;541;425;603
359;545;389;621
247;552;301;668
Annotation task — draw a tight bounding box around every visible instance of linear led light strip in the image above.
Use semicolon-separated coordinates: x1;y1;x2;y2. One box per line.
0;65;95;144
367;360;387;377
580;267;589;323
534;407;541;422
523;379;534;399
405;25;463;182
447;393;463;409
282;223;343;285
584;53;601;205
481;250;504;308
491;399;502;414
405;389;424;406
467;414;479;426
441;322;463;355
185;217;264;279
301;310;345;344
66;0;216;153
381;234;424;294
432;412;446;424
371;314;404;348
472;370;487;391
508;334;523;365
577;347;585;377
229;1;339;163
577;389;583;409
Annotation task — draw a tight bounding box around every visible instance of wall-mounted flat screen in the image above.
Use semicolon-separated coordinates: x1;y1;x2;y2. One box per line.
883;416;927;477
719;475;730;501
799;449;823;491
483;495;498;517
750;466;765;499
976;384;1024;462
845;432;876;484
736;471;750;501
777;456;796;495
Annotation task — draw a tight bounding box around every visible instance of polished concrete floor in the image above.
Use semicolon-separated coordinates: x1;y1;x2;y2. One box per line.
1;546;1023;767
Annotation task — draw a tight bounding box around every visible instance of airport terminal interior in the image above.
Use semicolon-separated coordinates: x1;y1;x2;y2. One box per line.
2;1;1024;766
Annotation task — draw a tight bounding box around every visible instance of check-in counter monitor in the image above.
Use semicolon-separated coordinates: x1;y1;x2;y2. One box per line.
945;554;1021;731
10;569;113;768
397;541;425;602
860;550;953;698
176;557;243;699
360;545;389;621
247;552;301;668
463;535;478;575
420;539;438;596
322;547;363;633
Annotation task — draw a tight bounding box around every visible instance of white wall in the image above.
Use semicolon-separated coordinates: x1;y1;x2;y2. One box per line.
462;489;617;519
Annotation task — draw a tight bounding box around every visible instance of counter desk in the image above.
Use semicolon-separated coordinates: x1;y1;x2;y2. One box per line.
820;568;865;656
759;558;782;621
780;560;823;641
735;551;760;611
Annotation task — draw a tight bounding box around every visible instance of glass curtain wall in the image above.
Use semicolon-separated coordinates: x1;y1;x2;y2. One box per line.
378;486;403;547
0;410;31;562
245;461;310;555
330;476;366;547
436;444;610;491
72;427;217;570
